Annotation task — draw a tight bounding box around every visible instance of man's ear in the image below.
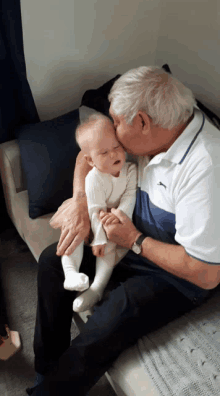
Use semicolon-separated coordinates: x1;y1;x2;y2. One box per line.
138;111;151;135
84;154;94;168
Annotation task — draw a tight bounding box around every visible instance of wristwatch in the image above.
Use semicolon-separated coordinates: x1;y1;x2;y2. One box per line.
131;234;146;255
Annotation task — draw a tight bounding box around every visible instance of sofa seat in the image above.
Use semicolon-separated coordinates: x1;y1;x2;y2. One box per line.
105;345;158;396
0;139;60;262
14;190;60;262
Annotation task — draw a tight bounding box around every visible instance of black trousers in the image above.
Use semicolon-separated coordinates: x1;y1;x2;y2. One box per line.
32;243;198;396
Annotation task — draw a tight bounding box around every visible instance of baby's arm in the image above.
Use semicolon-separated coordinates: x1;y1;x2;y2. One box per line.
117;163;138;219
85;170;108;252
101;163;137;226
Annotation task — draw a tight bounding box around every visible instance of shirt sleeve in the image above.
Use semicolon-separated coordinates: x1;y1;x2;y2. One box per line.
117;163;138;220
85;170;108;246
174;164;220;264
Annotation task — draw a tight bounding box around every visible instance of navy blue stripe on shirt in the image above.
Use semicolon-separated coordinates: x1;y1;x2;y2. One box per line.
179;113;205;164
133;188;178;245
130;187;211;304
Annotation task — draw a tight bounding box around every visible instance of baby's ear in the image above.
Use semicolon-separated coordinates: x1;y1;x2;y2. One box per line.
84;154;94;168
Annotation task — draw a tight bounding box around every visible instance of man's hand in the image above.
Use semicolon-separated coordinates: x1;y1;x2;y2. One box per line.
100;208;140;249
54;197;90;256
92;244;106;257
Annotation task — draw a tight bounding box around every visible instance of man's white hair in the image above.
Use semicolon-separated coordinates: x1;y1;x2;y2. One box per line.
108;66;196;130
75;112;113;149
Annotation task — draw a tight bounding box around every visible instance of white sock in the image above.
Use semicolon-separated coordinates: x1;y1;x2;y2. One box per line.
73;285;103;312
64;272;89;292
73;246;115;312
61;243;89;291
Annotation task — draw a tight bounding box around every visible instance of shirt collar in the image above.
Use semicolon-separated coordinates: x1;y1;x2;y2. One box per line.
149;108;205;166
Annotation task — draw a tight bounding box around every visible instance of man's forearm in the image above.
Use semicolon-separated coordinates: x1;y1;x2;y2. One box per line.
73;151;92;199
101;209;218;290
141;237;210;289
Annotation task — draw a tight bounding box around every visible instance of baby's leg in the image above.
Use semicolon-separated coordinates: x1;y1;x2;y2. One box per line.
61;242;89;291
73;242;116;312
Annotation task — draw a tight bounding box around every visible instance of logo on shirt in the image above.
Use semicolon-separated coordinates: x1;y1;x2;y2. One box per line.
157;181;167;189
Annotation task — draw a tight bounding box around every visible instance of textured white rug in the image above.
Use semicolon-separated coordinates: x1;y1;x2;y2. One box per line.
138;287;220;396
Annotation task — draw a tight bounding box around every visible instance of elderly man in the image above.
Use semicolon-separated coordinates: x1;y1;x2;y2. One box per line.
27;66;220;396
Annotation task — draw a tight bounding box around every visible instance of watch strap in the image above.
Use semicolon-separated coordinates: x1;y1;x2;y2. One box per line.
135;234;146;247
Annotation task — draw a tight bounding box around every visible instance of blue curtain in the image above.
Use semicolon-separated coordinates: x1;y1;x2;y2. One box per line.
0;0;39;144
0;0;40;333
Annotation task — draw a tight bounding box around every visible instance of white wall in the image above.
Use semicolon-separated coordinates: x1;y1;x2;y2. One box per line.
155;0;220;117
20;0;161;120
21;0;220;121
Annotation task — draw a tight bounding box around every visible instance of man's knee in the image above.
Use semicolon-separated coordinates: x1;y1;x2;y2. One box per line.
38;243;61;273
91;280;143;331
39;243;57;261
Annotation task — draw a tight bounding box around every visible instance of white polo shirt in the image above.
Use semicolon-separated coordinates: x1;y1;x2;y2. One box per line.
125;108;220;303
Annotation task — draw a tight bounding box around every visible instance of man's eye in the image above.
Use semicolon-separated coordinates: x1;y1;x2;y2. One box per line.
102;152;107;155
114;145;120;149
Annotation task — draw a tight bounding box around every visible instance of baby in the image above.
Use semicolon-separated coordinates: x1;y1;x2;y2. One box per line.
61;112;137;313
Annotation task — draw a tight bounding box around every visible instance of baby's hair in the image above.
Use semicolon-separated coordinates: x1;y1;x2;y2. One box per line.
75;113;113;150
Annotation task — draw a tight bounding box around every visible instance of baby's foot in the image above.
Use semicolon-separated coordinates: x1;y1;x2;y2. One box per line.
73;287;102;312
64;273;89;291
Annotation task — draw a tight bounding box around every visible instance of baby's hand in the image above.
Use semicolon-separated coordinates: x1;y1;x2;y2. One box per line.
100;211;120;226
92;244;106;257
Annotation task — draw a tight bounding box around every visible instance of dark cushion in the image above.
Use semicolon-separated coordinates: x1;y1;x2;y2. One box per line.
15;109;80;219
15;75;121;219
162;64;220;129
80;74;121;116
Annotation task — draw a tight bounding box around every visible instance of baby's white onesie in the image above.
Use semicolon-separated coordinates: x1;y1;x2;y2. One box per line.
62;162;137;312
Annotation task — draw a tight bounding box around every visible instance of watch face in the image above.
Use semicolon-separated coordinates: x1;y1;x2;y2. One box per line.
132;244;141;254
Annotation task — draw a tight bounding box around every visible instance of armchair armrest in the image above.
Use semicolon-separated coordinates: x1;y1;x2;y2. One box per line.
0;139;26;221
0;139;26;193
